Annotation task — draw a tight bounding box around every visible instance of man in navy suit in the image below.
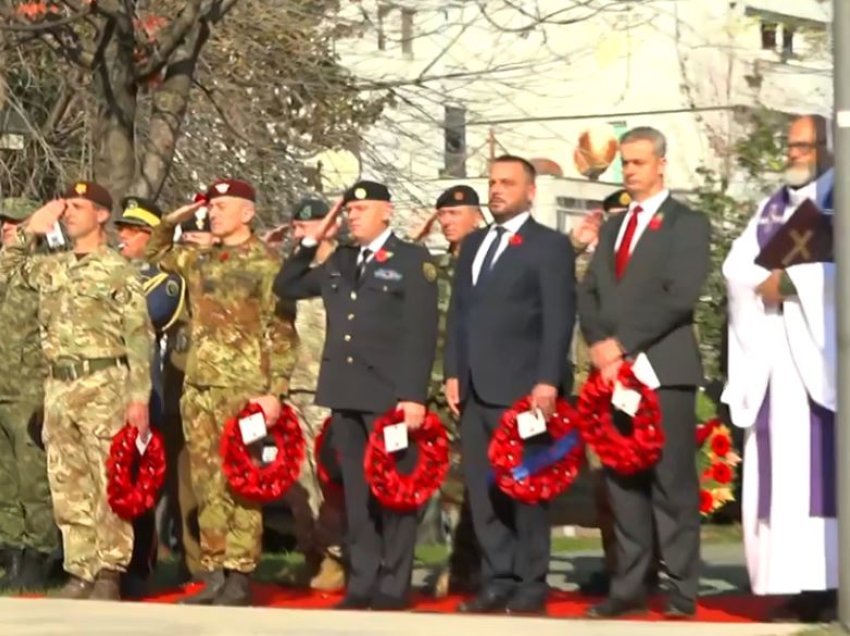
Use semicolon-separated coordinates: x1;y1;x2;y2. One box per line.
444;155;576;614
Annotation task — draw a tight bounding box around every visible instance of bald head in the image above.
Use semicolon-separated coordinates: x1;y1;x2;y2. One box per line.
786;114;833;187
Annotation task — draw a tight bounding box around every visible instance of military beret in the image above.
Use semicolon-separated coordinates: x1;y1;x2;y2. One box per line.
0;197;40;222
179;209;211;234
206;178;256;203
292;197;330;221
602;189;631;214
117;196;163;229
342;180;391;204
436;185;480;210
62;181;113;210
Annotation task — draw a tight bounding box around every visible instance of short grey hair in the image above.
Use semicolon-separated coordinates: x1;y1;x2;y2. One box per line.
619;126;667;158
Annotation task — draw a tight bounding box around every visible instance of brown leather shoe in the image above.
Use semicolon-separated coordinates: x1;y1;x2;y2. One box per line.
55;575;94;600
90;570;121;601
309;555;345;592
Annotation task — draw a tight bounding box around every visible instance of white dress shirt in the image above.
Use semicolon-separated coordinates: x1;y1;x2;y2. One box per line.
472;211;531;285
357;226;393;266
613;189;670;253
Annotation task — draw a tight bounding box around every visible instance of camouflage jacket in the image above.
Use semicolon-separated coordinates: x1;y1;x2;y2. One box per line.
146;221;298;395
0;263;46;401
428;252;454;409
0;233;153;403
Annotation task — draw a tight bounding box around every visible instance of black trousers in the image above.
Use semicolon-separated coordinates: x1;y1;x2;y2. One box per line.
332;410;418;601
460;386;549;599
606;387;700;602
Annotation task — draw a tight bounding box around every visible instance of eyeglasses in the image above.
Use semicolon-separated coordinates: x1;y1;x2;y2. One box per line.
786;141;825;152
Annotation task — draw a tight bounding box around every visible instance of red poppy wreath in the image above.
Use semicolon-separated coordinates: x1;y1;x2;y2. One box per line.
488;396;586;504
577;361;664;475
220;402;305;503
364;408;449;512
106;424;167;520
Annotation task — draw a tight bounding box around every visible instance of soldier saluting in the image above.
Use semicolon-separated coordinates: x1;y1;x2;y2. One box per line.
274;180;438;610
0;182;154;600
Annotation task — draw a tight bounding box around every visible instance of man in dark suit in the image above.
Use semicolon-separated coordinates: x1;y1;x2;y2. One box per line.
274;180;438;610
444;155;576;615
578;126;710;619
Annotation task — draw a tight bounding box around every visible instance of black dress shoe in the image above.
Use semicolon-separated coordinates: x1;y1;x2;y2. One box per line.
371;594;411;611
663;595;696;619
334;595;371;610
578;571;610;597
458;588;513;613
505;594;547;615
586;598;648;619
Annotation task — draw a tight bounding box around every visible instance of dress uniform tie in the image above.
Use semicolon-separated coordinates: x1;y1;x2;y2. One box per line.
356;248;372;282
614;205;643;280
476;226;506;286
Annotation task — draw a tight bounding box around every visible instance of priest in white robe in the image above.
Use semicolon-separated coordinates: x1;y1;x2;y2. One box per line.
722;114;836;622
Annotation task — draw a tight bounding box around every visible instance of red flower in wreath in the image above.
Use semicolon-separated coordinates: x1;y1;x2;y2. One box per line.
364;408;449;512
711;432;731;457
699;489;714;514
106;425;167;520
220;402;305;503
576;362;664;475
509;234;523;247
696;417;720;446
711;462;733;484
488;396;585;504
315;416;343;493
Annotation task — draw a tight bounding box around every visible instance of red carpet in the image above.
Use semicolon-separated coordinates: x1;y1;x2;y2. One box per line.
141;582;785;622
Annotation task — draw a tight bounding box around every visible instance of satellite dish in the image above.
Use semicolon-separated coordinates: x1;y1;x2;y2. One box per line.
306;149;361;193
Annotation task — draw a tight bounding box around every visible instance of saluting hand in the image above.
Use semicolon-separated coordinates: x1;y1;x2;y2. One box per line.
397;401;425;430
305;198;344;243
25;200;66;236
164;200;205;226
410;210;439;243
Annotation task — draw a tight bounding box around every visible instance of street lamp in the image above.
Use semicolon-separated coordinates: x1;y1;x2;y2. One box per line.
0;107;28;151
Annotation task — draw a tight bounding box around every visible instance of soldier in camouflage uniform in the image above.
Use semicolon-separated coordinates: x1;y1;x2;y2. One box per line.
282;197;346;590
412;185;483;598
0;182;154;601
147;179;298;606
0;198;58;590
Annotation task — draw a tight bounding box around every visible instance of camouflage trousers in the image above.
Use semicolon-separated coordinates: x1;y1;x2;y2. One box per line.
287;393;345;558
44;366;134;581
0;398;58;554
181;384;263;573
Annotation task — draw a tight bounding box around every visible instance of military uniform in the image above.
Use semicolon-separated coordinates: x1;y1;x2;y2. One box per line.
274;180;438;609
0;198;58;590
0;182;153;592
145;179;298;585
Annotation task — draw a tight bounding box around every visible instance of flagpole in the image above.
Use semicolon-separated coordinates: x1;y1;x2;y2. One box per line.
834;0;850;629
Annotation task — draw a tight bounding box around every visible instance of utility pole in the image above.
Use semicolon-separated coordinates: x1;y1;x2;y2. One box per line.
834;0;850;629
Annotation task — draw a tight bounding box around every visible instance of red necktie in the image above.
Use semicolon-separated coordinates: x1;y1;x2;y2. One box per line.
614;205;643;280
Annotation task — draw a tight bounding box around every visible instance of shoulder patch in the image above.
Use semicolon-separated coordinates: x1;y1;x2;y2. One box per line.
165;279;180;297
422;261;437;283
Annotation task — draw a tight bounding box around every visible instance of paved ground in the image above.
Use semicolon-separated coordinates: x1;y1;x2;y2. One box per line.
0;597;807;636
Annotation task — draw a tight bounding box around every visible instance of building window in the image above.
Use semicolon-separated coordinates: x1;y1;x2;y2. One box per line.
377;5;391;51
442;105;467;178
781;24;795;58
401;8;415;57
760;21;777;50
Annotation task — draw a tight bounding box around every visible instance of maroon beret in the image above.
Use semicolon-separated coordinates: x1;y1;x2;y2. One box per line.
205;179;256;203
62;181;113;211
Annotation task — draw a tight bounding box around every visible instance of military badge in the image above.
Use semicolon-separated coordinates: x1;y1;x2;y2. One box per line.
126;199;138;210
354;187;367;200
453;190;464;201
215;182;230;194
298;205;312;220
75;182;87;195
374;268;403;281
423;262;437;282
166;279;180;297
619;191;631;206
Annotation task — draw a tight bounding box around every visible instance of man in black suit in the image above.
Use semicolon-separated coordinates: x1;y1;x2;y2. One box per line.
274;180;438;610
578;127;710;619
444;155;576;614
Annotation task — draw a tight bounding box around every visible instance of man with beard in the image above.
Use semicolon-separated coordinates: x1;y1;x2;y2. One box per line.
722;114;836;622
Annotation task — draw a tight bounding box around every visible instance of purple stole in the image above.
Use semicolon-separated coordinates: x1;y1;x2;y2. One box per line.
753;182;836;520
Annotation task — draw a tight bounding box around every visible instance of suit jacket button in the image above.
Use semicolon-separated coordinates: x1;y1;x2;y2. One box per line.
347;313;355;320
350;291;357;300
346;356;354;364
344;334;351;342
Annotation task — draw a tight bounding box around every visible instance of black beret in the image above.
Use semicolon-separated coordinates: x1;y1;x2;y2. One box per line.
292;197;330;221
602;189;632;213
342;180;391;204
117;197;163;229
436;185;480;210
63;181;113;211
